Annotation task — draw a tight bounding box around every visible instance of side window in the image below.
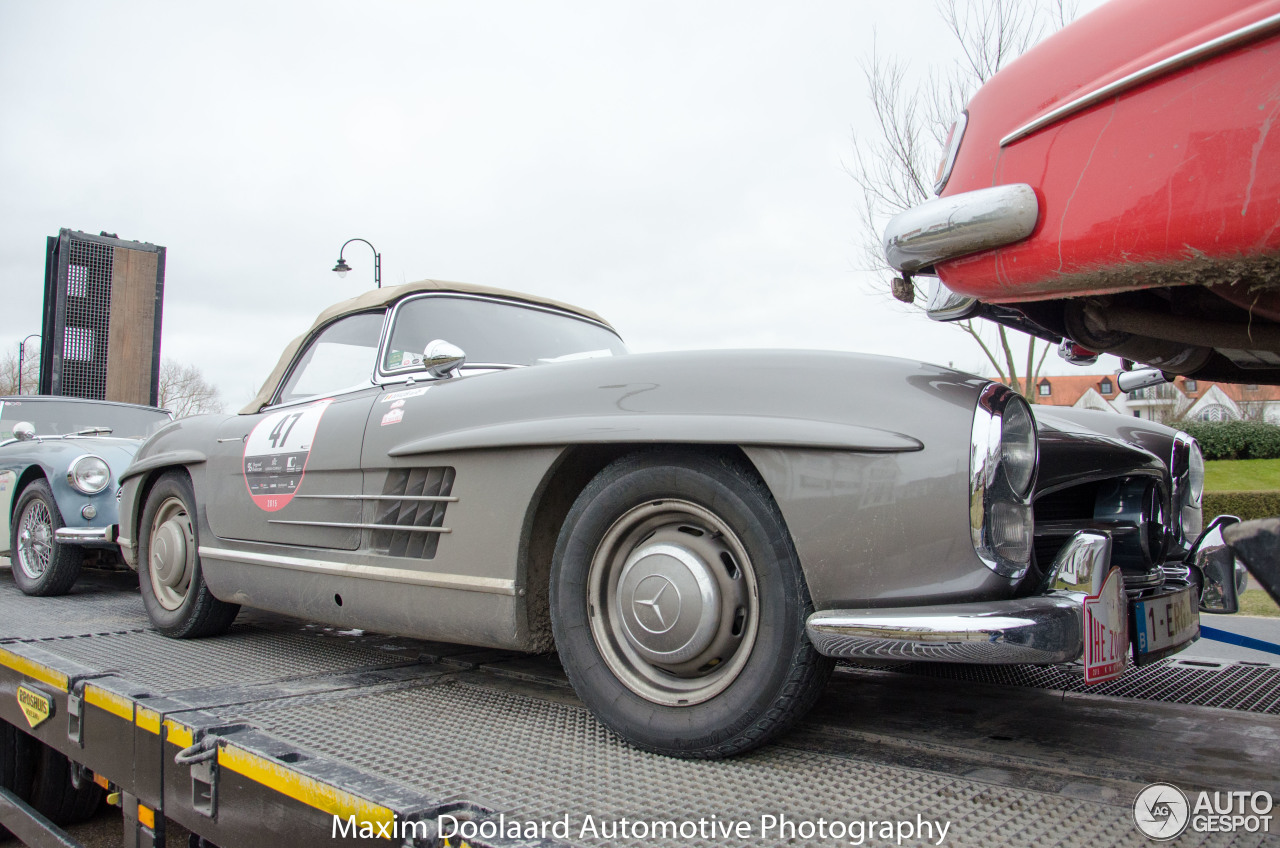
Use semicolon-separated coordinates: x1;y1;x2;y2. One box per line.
277;312;384;405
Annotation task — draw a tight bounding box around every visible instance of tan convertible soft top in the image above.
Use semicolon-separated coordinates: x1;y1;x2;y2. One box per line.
240;279;613;414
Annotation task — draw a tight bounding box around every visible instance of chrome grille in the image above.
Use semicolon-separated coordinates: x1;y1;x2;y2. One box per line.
372;467;456;559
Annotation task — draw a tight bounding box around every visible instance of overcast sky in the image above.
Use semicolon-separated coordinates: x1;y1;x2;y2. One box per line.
1;0;1115;410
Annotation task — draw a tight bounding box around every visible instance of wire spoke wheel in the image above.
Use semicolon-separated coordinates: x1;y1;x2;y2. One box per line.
587;499;758;706
16;499;54;580
147;496;195;611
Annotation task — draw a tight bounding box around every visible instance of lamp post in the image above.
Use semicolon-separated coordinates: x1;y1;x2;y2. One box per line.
332;238;381;289
17;333;40;396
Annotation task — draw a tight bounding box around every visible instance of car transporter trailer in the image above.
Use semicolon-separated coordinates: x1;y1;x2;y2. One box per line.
0;567;1277;848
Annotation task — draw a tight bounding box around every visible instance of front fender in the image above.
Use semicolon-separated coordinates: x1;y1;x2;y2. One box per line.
388;413;923;456
118;413;229;568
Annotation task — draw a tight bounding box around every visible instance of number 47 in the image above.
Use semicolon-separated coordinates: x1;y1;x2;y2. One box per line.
268;413;303;449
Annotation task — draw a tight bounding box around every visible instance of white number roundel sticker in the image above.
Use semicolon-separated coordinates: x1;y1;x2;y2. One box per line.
242;400;332;511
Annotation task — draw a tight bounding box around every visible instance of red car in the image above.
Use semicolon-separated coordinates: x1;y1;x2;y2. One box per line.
883;0;1280;385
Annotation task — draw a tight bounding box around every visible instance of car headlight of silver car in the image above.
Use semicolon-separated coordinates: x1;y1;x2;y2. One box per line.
68;455;111;495
1171;432;1204;544
970;385;1038;579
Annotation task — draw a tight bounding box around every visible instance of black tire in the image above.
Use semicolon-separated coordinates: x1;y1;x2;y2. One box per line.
0;720;101;827
1;719;34;840
138;471;239;638
10;480;83;596
550;451;833;758
25;745;103;826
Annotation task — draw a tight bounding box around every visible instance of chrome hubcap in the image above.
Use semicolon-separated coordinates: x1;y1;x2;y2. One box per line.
617;543;722;664
148;497;194;611
16;500;53;580
588;500;757;706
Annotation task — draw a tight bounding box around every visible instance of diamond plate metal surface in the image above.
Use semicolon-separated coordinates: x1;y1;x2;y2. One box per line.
0;566;146;641
4;559;1278;846
26;623;418;692
242;680;1271;848
860;659;1280;715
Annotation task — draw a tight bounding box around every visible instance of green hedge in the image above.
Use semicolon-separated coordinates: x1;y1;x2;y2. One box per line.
1178;421;1280;460
1204;491;1280;522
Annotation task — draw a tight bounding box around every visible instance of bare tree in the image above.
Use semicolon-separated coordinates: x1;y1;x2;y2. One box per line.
850;0;1075;400
0;349;40;397
158;359;225;418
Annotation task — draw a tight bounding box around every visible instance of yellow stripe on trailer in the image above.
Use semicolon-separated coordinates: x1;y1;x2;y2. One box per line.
84;684;134;722
0;646;69;691
163;719;194;749
218;744;397;835
136;705;162;735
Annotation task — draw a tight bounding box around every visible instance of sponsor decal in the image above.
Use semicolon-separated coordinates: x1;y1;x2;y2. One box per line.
17;685;53;729
243;399;332;512
380;387;430;404
386;350;425;370
1083;566;1128;684
380;408;404;427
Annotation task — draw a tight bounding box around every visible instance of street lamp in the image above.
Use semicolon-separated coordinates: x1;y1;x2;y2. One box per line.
17;333;40;396
332;238;381;289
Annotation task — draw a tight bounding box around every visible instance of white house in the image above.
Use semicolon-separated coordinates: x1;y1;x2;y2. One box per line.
1032;374;1280;423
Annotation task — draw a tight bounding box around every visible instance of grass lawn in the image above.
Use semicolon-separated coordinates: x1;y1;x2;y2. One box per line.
1239;588;1280;618
1204;458;1280;492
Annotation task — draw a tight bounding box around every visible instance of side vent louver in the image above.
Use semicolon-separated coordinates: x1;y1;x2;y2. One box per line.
372;467;456;559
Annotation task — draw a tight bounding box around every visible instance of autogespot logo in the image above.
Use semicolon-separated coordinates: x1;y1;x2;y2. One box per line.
1134;783;1190;841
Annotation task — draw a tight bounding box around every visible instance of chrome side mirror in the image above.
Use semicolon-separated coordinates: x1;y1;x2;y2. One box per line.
11;422;35;441
423;339;466;379
1192;515;1241;614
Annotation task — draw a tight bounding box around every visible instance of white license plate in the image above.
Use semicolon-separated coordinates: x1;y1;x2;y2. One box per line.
1132;587;1200;664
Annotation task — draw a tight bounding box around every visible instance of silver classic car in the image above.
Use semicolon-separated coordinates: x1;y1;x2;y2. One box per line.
116;280;1242;758
1;396;172;595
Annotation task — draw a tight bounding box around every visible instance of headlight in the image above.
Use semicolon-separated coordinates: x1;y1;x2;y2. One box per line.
68;455;111;495
1172;433;1204;543
1186;440;1204;506
970;384;1038;580
1000;396;1037;497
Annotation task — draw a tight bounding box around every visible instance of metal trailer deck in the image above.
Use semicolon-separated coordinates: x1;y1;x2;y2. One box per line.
1;567;1278;848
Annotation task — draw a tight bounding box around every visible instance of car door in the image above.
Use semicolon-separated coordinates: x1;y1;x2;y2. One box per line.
205;311;386;551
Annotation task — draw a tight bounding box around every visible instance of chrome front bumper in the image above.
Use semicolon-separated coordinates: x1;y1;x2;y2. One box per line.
882;184;1039;274
807;522;1244;664
54;526;116;545
806;595;1083;663
807;531;1112;663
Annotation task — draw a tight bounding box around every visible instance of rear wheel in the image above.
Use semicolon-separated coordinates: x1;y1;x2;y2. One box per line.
11;480;83;597
550;452;832;758
26;743;103;825
138;472;239;638
0;720;102;827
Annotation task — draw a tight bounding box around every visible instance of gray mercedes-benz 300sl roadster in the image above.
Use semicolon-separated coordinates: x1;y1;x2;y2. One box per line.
116;280;1243;758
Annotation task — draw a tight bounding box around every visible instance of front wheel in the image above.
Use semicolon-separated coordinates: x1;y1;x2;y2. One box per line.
11;480;82;597
550;452;832;758
138;471;239;638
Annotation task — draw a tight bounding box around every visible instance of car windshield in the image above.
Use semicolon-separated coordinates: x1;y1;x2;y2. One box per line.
383;296;627;372
0;399;170;440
